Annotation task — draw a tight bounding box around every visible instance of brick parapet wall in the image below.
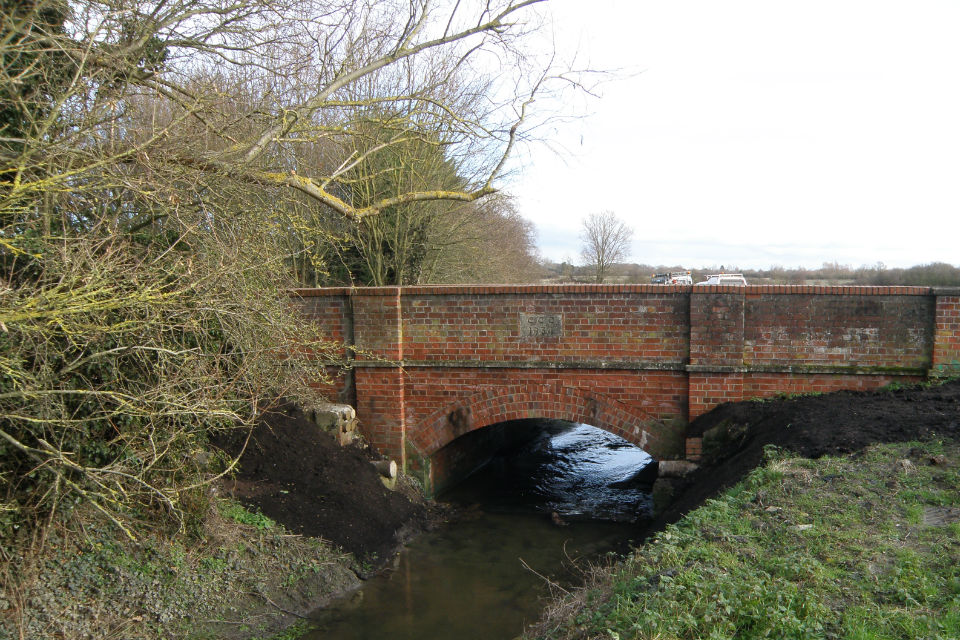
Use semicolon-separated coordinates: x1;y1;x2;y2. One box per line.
742;294;935;370
350;288;404;361
399;291;690;365
294;285;955;466
690;291;745;367
291;292;353;403
932;288;960;376
292;291;351;353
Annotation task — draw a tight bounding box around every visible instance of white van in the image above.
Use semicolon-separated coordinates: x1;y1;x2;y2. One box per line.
695;273;748;286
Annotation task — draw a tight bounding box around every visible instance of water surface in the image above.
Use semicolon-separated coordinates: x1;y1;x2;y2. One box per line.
305;422;656;640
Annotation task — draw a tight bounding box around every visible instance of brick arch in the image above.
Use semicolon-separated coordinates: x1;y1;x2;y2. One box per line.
411;381;672;460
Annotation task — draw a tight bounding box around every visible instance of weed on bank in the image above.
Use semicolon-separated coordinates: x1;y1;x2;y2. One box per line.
531;440;960;640
0;500;357;640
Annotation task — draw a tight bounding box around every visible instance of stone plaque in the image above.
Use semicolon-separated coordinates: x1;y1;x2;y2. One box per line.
519;313;562;339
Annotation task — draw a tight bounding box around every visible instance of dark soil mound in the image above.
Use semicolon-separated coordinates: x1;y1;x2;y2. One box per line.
212;401;427;566
212;382;960;568
659;379;960;526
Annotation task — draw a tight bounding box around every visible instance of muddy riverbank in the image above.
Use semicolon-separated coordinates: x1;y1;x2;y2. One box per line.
212;401;441;571
1;402;433;640
5;379;957;639
210;379;960;638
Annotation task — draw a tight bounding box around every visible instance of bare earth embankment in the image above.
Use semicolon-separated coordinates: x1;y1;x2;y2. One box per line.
1;402;433;640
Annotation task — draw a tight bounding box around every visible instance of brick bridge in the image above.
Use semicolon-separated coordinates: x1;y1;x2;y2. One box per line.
296;284;960;491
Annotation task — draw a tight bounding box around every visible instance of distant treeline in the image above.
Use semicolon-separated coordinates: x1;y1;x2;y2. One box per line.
738;262;960;286
542;261;960;287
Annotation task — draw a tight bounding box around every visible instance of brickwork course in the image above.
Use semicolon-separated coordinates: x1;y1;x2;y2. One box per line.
294;285;960;488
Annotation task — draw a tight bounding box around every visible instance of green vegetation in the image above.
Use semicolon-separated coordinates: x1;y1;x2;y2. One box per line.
301;120;541;287
751;391;825;402
250;620;314;640
881;377;959;393
219;501;277;531
2;503;356;639
0;0;560;552
531;440;960;639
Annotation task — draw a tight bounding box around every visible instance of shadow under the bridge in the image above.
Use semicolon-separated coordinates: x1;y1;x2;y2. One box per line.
436;419;658;524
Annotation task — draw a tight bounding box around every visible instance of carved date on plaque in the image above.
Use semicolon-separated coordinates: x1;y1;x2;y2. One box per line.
519;313;562;339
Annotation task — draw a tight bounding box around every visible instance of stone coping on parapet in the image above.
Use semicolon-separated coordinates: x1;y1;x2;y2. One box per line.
291;284;936;297
342;359;930;377
931;286;960;296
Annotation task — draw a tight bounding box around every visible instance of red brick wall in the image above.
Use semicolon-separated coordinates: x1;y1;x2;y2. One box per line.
688;372;743;418
741;372;924;397
933;290;960;376
399;287;689;364
294;284;954;472
742;289;933;370
293;289;351;348
354;368;406;465
292;289;352;402
685;286;934;420
690;289;745;367
350;288;403;360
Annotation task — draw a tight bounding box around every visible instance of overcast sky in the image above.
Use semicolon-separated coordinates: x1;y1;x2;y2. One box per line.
509;0;960;270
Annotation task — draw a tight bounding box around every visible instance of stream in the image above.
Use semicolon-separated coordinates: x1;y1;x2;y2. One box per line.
303;421;657;640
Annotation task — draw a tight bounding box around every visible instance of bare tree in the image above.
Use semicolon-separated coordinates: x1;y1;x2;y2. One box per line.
1;0;571;229
0;0;583;541
420;194;543;284
580;211;634;283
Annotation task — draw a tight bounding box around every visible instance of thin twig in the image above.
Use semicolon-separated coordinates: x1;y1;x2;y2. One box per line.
519;556;569;595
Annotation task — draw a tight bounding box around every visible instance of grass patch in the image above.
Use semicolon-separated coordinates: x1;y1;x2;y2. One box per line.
881;376;959;392
249;619;314;640
218;500;277;531
750;391;824;402
530;439;960;640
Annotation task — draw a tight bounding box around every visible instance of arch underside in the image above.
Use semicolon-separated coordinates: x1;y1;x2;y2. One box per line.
413;382;672;460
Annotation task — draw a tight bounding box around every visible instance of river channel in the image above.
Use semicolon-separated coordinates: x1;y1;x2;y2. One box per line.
304;421;657;640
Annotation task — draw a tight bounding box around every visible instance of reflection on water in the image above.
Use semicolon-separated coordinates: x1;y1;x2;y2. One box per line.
306;512;635;640
449;422;656;522
304;422;656;640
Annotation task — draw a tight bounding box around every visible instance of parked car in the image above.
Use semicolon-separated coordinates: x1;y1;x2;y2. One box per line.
651;271;694;285
695;273;748;286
